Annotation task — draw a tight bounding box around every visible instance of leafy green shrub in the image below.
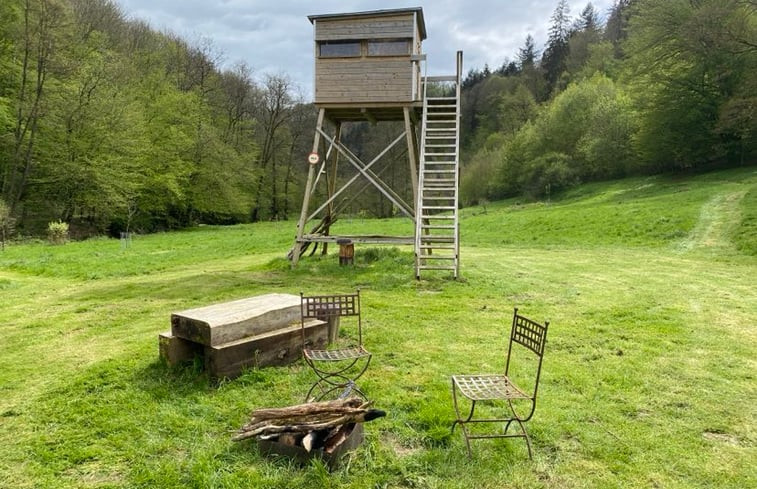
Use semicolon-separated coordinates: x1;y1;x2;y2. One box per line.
519;151;578;198
47;220;69;245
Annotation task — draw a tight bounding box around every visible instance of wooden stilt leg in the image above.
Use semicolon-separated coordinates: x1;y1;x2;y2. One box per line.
292;109;325;266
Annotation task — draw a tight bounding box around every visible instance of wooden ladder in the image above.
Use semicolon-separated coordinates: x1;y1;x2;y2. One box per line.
415;51;462;280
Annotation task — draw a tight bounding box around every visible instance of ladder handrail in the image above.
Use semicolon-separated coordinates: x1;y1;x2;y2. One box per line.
415;56;429;272
415;51;462;279
454;50;463;278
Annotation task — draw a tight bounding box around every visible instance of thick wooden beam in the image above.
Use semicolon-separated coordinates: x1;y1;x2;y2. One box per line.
170;294;302;347
292;108;326;266
404;107;419;212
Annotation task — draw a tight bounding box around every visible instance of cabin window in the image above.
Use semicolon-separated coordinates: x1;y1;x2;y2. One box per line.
319;41;361;58
367;40;410;56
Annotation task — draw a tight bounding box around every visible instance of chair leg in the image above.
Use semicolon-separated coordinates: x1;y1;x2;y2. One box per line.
305;357;371;402
451;379;476;458
520;419;533;460
309;381;369;402
506;399;533;460
451;384;537;459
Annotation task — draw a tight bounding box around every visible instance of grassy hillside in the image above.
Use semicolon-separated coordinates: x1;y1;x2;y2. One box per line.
0;168;755;489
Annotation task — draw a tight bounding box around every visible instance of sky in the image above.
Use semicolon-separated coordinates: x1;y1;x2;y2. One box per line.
115;1;615;100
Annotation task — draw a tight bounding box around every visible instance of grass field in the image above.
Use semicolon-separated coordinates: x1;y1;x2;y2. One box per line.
1;168;755;488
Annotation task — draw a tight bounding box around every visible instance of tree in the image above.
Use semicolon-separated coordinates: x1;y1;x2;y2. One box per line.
0;199;13;248
576;2;600;32
498;84;537;137
626;0;756;170
251;74;295;222
565;3;604;79
542;0;572;89
2;0;66;217
518;34;538;69
604;0;635;56
0;2;17;133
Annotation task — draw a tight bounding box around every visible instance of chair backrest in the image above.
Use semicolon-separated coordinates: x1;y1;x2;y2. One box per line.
505;308;549;397
300;290;362;345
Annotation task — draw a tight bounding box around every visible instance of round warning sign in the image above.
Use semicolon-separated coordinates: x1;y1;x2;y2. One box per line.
307;152;320;165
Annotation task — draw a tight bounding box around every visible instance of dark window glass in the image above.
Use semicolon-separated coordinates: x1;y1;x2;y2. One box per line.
319;41;361;58
368;40;410;56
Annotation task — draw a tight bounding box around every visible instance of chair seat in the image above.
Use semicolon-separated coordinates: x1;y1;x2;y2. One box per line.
452;374;530;401
304;346;370;362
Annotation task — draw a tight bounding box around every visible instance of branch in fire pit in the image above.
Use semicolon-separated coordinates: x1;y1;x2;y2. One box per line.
232;397;385;443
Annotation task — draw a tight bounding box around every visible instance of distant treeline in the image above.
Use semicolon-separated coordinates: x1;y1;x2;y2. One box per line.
459;0;756;204
0;0;755;238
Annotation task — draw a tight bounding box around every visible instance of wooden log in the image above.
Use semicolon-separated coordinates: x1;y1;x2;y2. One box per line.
158;332;203;366
205;319;328;380
248;397;365;422
171;293;301;346
232;398;385;442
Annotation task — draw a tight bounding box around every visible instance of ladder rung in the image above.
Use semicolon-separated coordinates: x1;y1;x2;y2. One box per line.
421;239;455;244
419;245;455;250
419;256;457;261
423;205;455;210
421;215;455;220
422;225;455;229
418;255;457;260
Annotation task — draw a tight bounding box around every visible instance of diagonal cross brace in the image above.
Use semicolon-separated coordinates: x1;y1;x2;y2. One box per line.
308;128;415;221
327;132;415;218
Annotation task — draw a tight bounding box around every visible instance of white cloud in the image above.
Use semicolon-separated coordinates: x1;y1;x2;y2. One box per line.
117;0;616;99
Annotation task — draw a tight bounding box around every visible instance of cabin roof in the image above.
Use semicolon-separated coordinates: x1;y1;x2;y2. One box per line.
308;7;427;40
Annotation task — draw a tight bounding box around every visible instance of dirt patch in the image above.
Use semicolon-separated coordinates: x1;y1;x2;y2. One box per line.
702;430;740;446
382;433;422;458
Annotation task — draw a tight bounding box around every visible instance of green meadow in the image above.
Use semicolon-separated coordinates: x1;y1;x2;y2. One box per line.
1;168;755;488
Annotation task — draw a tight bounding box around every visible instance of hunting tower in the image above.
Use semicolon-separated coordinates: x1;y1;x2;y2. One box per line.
291;7;462;279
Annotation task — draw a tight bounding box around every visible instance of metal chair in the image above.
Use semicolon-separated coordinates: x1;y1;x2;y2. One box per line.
300;290;371;401
451;307;549;458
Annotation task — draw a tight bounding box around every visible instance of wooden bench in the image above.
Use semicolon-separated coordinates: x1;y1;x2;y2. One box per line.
159;293;329;379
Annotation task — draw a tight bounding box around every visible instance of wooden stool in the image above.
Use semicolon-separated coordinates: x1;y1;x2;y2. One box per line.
337;239;354;265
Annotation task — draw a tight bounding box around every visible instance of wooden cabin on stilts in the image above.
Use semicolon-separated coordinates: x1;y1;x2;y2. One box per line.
289;7;462;279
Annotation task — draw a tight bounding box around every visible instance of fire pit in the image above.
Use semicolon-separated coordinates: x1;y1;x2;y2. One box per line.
232;398;384;469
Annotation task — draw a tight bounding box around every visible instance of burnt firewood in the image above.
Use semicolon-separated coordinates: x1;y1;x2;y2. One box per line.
232;397;385;443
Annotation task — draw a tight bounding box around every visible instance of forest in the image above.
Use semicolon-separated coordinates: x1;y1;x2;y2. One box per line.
0;0;755;238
